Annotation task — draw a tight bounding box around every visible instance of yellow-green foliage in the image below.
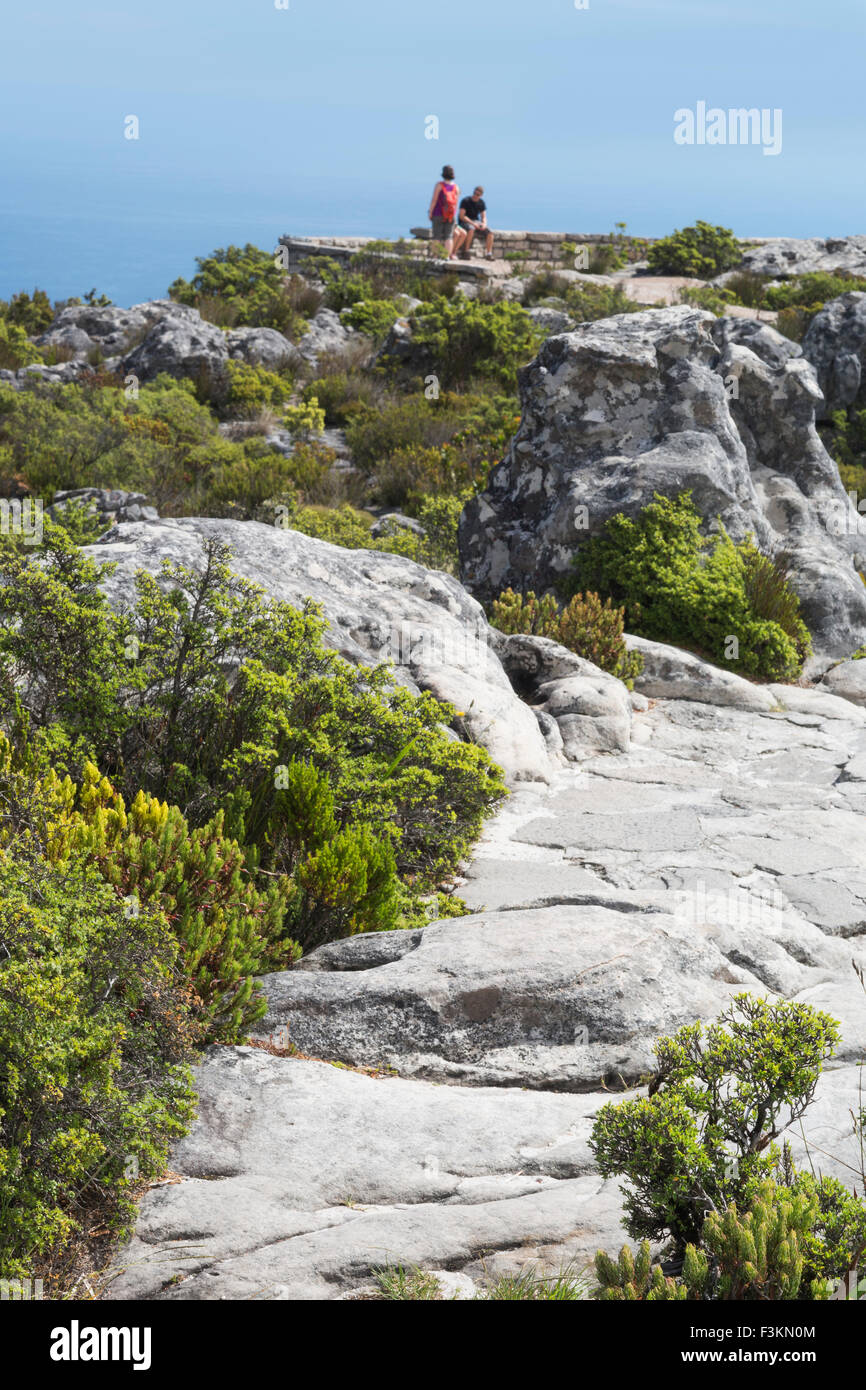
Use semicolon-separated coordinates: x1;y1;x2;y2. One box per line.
595;1183;827;1301
283;395;325;438
0;750;198;1280
489;587;643;688
0;735;292;1041
0;319;45;370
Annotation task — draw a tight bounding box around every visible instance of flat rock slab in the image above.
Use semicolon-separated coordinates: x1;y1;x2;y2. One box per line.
110;684;866;1300
257;902;766;1090
107;1049;625;1301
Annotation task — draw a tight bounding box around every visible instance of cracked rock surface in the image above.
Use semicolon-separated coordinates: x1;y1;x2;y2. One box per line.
109;683;866;1300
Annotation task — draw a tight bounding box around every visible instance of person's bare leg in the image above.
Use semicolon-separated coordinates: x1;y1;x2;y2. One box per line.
485;230;494;257
462;226;475;256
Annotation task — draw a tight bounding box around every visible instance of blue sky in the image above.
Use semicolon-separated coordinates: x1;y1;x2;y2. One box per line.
1;0;863;304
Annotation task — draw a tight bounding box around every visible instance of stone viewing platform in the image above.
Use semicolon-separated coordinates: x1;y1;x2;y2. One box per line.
277;229;658;280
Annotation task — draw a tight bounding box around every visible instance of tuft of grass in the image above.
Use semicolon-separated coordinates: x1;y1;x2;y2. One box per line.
374;1265;444;1300
479;1262;590;1300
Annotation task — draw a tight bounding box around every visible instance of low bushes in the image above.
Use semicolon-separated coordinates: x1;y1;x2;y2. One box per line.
570;492;812;680
647;221;742;278
823;405;866;498
168;243;314;337
0;375;309;516
489;588;643;687
407;298;540;390
0;801;197;1281
0;526;506;904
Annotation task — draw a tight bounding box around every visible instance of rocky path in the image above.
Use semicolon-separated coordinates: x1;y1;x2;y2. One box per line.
109;682;866;1301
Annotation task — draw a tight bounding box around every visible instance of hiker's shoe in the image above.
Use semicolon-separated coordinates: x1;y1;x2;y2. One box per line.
484;252;494;260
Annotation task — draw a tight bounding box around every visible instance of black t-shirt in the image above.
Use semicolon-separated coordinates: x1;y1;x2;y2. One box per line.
460;196;486;223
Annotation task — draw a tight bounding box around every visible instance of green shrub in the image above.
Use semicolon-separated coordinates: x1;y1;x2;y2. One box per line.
763;271;866;312
489;588;643;687
59;761;291;1038
522;271;640;323
407;299;540;390
301;370;380;426
595;1181;828;1301
822;406;866;498
0;821;197;1280
283;396;325;438
168;244;311;337
590;994;841;1252
48;496;112;545
312;251;453;313
221;360;293;418
285;493;466;575
0;529;506;899
647;222;742;278
722;270;770;308
345;389;518;489
0;321;45;370
341;298;405;342
680;284;738;316
0;375;293;514
570;492;811;680
2;288;54;335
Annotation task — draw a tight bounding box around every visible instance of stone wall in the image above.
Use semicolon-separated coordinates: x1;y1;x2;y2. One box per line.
277;230;656;276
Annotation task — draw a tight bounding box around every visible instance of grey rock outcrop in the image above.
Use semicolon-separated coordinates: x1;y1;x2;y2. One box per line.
83;517;554;784
257;902;765;1089
106;1048;626;1301
48;487;158;528
527;306;576;336
38;299;199;359
818;656;866;707
802;292;866;419
37;300;301;383
459;306;866;668
121;312;229;383
739;236;866;279
490;631;632;756
295;307;363;368
226;325;295;370
624;634;777;711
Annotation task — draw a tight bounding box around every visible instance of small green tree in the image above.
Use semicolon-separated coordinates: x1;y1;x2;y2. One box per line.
590;995;841;1251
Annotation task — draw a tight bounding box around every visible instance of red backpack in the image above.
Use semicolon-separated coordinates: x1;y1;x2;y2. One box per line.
436;182;458;220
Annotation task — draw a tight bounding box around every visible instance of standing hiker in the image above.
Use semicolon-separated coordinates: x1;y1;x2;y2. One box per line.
428;165;461;260
458;186;495;260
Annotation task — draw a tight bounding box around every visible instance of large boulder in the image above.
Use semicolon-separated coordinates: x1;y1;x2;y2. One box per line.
459;306;866;668
121;311;228;383
625;634;777;711
802;292;866;419
258;901;765;1089
83;517;554;785
294;307;362;368
226;325;296;370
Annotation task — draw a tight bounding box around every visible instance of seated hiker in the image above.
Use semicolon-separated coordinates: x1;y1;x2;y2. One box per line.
428;165;461;261
458;187;494;259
